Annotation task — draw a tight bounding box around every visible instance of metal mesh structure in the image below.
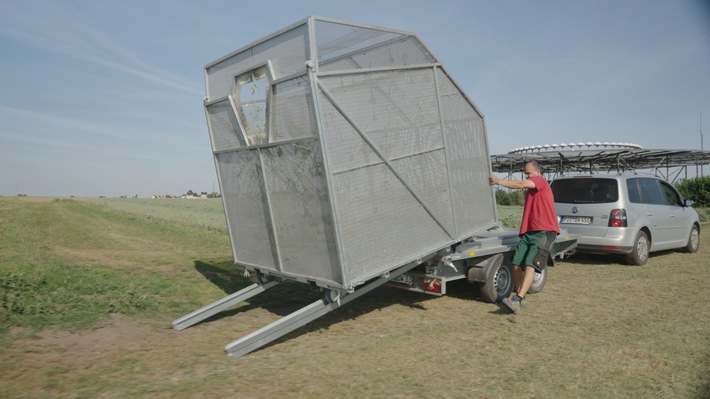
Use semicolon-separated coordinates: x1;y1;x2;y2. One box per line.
203;16;496;291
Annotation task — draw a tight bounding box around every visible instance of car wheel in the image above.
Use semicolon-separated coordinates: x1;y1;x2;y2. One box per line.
683;225;700;253
626;231;649;266
480;262;513;303
527;267;547;294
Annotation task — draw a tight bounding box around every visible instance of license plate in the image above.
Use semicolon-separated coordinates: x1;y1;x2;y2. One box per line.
390;274;413;286
561;216;591;225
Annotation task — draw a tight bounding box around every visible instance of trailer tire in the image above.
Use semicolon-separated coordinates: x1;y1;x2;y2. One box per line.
527;268;547;294
480;262;513;303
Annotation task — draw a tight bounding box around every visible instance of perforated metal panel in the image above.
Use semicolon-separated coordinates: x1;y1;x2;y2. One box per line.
204;16;496;290
206;98;246;152
271;76;317;142
315;20;434;71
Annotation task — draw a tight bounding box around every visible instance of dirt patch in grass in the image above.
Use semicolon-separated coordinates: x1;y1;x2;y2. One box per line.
2;313;176;398
7;314;167;367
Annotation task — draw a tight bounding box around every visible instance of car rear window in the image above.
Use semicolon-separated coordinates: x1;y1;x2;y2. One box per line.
551;178;619;204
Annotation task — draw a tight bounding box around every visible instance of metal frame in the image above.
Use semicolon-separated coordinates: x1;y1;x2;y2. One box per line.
317;82;455;239
491;148;710;182
180;15;507;358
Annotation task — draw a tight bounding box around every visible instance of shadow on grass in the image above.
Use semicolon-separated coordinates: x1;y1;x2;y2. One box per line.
250;284;443;355
560;253;627;266
191;259;322;322
193;259;253;293
190;259;440;335
701;373;710;399
190;259;521;355
442;279;516;315
558;249;681;266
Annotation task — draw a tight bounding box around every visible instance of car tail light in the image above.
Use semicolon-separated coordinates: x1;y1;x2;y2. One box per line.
608;209;627;227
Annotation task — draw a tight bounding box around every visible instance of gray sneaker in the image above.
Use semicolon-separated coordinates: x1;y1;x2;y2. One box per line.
511;293;528;308
502;296;524;314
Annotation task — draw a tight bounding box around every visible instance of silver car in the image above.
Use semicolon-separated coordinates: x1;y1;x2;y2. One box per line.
550;174;700;265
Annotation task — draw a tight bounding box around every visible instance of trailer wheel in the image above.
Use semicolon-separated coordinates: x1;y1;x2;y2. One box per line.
527;268;547;294
480;262;513;303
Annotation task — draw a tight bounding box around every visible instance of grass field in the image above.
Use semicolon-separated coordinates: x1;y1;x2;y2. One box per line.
1;197;709;398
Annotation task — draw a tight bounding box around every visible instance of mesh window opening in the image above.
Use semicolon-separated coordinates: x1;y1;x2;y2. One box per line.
235;66;269;145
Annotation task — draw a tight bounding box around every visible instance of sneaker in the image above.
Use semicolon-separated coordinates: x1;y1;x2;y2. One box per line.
512;293;528;308
502;295;524;314
519;297;528;308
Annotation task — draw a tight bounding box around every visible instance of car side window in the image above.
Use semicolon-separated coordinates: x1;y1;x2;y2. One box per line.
659;181;680;206
627;178;642;203
639;178;665;205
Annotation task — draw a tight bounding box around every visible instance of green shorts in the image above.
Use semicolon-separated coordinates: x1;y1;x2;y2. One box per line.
513;231;551;273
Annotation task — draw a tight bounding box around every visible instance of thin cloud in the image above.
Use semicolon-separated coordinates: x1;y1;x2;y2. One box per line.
0;129;199;164
0;105;202;148
0;105;147;141
0;8;202;96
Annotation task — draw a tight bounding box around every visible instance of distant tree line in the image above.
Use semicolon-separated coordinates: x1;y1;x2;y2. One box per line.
676;176;710;207
495;189;525;206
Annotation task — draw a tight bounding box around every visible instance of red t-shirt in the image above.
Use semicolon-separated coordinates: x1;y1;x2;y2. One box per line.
519;175;560;236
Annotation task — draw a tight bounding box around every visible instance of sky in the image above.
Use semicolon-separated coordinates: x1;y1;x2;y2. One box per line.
1;0;709;198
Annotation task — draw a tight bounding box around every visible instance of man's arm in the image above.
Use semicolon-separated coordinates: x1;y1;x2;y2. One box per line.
489;175;536;190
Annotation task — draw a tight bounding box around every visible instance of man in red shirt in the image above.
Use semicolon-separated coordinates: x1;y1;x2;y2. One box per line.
489;160;559;313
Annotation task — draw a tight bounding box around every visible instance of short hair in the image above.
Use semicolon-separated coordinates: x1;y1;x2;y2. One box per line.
525;160;542;173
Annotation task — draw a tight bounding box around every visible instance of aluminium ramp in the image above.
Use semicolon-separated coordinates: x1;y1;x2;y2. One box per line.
172;275;279;331
173;256;433;358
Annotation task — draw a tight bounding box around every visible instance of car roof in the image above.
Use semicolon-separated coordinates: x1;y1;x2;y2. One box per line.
552;173;661;181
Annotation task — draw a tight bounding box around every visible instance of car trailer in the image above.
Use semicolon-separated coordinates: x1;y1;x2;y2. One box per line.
173;16;576;358
174;226;576;358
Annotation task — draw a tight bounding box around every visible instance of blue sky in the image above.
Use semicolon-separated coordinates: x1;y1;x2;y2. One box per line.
1;0;708;197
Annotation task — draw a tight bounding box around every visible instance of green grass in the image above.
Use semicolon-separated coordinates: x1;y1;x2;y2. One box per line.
0;198;231;335
1;197;709;399
82;197;228;232
496;205;524;228
696;206;710;223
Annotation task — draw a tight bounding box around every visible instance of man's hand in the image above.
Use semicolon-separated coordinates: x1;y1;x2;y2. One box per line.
489;175;499;186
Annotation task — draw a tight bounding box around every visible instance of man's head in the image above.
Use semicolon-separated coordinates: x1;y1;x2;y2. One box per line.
524;161;542;178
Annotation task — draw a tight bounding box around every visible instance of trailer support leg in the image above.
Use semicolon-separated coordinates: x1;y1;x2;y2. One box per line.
172;279;280;331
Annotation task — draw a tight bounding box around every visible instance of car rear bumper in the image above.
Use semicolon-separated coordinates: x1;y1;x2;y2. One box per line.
575;243;634;254
570;230;640;255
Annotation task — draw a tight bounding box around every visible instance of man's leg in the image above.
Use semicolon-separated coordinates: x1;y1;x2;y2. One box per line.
516;231;549;299
517;266;537;298
503;264;531;314
512;264;524;293
505;233;536;313
511;234;531;294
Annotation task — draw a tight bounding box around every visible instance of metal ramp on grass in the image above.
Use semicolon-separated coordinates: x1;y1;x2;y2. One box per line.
173;258;430;358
